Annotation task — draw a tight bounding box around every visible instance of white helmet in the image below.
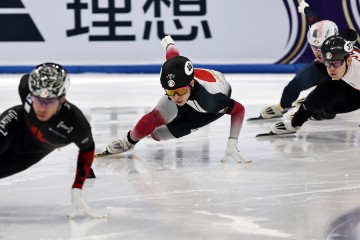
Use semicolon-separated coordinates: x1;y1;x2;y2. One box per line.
307;20;339;47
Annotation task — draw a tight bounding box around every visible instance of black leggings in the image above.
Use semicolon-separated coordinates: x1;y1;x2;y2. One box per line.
167;104;223;138
293;79;360;127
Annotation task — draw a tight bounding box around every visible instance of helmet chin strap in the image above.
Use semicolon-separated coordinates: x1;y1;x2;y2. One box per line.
343;58;350;78
57;102;62;112
57;97;64;112
189;79;195;94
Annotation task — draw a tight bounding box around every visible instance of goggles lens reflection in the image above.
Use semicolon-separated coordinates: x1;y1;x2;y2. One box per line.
324;60;344;68
165;86;190;96
31;95;60;106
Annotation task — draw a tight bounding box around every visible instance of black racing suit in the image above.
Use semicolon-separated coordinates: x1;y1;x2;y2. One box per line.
0;74;94;189
129;68;245;142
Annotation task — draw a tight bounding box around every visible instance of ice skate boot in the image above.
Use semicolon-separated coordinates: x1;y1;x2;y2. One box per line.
260;104;286;119
270;120;299;135
106;135;135;154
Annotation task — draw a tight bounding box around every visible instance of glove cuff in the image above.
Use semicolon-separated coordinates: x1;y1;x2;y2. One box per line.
228;138;238;144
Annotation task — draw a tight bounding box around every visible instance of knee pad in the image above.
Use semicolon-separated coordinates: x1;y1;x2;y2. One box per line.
155;96;178;123
151;125;175;141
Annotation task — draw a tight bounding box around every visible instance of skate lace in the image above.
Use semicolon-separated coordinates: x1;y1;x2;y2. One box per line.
265;106;275;114
111;139;126;150
275;122;286;130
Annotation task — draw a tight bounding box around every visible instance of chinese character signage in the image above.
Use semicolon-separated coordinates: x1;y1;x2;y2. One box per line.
0;0;359;67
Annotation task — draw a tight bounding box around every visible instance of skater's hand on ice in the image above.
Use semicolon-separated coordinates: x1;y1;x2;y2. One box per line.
298;0;309;14
161;35;175;50
221;138;251;163
68;188;107;219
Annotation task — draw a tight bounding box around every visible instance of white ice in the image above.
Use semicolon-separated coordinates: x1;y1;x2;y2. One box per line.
1;73;360;240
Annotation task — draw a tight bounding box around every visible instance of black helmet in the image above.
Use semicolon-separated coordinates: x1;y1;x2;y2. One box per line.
160;56;194;89
321;35;353;61
29;63;70;98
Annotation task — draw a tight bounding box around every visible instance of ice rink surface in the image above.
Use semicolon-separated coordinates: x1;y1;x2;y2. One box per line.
1;73;360;240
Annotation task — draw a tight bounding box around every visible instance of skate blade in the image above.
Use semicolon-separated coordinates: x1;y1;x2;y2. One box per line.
247;115;283;122
256;131;296;138
94;150;112;157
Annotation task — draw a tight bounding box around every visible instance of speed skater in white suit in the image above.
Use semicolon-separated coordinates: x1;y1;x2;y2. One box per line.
99;35;251;163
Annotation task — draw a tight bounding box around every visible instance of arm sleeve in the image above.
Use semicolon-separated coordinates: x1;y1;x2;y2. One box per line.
72;146;94;189
166;45;180;60
228;100;245;139
304;6;319;26
72;117;95;189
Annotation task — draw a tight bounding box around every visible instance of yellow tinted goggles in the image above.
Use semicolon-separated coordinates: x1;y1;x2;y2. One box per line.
165;86;190;96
